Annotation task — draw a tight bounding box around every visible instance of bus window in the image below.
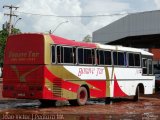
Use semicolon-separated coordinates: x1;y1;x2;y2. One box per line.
78;48;93;65
135;54;140;66
128;53;134;66
57;46;61;63
61;46;64;63
92;49;95;64
73;47;76;64
128;53;140;67
118;52;124;66
113;52;118;65
84;49;92;64
96;50;100;64
113;52;124;66
148;59;153;75
52;45;55;63
142;58;147;74
78;48;84;64
63;47;74;64
99;50;105;65
104;51;112;65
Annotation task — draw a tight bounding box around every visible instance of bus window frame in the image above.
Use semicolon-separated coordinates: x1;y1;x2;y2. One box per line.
51;45;56;64
134;53;141;67
127;52;141;68
62;46;75;65
142;58;148;75
97;49;105;66
56;45;62;64
113;51;126;67
55;45;75;65
148;59;153;75
77;47;94;66
96;49;112;67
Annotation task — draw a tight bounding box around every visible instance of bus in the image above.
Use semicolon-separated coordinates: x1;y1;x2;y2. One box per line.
2;33;155;106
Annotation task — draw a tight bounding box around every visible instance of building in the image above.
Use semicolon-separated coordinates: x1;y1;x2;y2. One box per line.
93;10;160;48
92;10;160;63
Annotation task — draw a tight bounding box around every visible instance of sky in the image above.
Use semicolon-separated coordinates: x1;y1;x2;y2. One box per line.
0;0;160;41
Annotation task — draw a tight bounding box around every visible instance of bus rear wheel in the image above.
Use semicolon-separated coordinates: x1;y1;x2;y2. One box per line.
133;86;139;101
69;87;88;106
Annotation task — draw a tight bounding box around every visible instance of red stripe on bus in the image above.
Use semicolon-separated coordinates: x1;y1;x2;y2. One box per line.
86;81;106;98
44;67;80;93
113;75;127;97
50;35;96;48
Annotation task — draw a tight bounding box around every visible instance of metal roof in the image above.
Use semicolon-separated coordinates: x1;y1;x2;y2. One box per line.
92;10;160;46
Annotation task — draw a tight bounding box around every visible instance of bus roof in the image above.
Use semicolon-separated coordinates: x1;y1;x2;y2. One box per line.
96;43;153;56
50;34;96;48
7;33;153;56
49;34;152;56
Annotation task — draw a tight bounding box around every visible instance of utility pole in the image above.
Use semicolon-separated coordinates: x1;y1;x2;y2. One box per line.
3;5;19;35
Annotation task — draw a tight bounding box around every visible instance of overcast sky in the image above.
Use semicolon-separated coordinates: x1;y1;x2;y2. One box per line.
0;0;160;41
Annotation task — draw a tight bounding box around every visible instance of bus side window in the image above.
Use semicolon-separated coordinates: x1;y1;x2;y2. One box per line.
84;49;92;64
96;50;99;64
57;46;61;63
148;59;153;75
104;51;112;65
99;50;105;65
118;52;124;66
63;47;74;64
52;45;55;63
124;52;127;66
92;49;95;64
135;54;140;66
73;47;76;64
142;58;147;74
128;53;141;67
113;52;118;65
128;53;134;66
78;48;84;64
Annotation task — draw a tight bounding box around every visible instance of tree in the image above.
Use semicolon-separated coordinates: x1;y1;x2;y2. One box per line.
0;28;21;67
12;28;21;35
0;29;8;67
83;35;92;42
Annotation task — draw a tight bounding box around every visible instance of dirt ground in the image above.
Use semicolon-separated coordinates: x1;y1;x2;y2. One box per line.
0;92;160;120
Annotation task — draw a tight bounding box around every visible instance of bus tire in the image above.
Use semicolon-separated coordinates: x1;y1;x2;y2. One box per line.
133;86;139;102
69;87;88;106
39;100;56;107
105;97;112;104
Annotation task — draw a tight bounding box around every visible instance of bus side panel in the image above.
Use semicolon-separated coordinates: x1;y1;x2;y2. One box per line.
43;65;107;100
112;67;155;97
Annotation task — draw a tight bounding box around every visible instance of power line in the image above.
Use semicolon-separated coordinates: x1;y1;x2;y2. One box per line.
15;9;160;18
16;11;128;18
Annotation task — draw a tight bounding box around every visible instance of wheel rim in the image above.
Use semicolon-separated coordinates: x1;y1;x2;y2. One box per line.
77;87;88;105
80;90;86;100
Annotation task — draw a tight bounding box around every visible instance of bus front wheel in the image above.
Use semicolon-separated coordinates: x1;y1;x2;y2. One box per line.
69;87;88;106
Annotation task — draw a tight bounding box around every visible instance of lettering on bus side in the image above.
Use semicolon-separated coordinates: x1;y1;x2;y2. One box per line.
78;67;104;76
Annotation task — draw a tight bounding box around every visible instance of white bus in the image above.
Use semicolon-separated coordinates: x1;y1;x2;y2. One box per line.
3;34;155;106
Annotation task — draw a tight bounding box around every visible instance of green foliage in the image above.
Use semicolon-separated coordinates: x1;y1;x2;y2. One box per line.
12;28;21;35
0;28;21;67
82;35;92;42
0;29;8;67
